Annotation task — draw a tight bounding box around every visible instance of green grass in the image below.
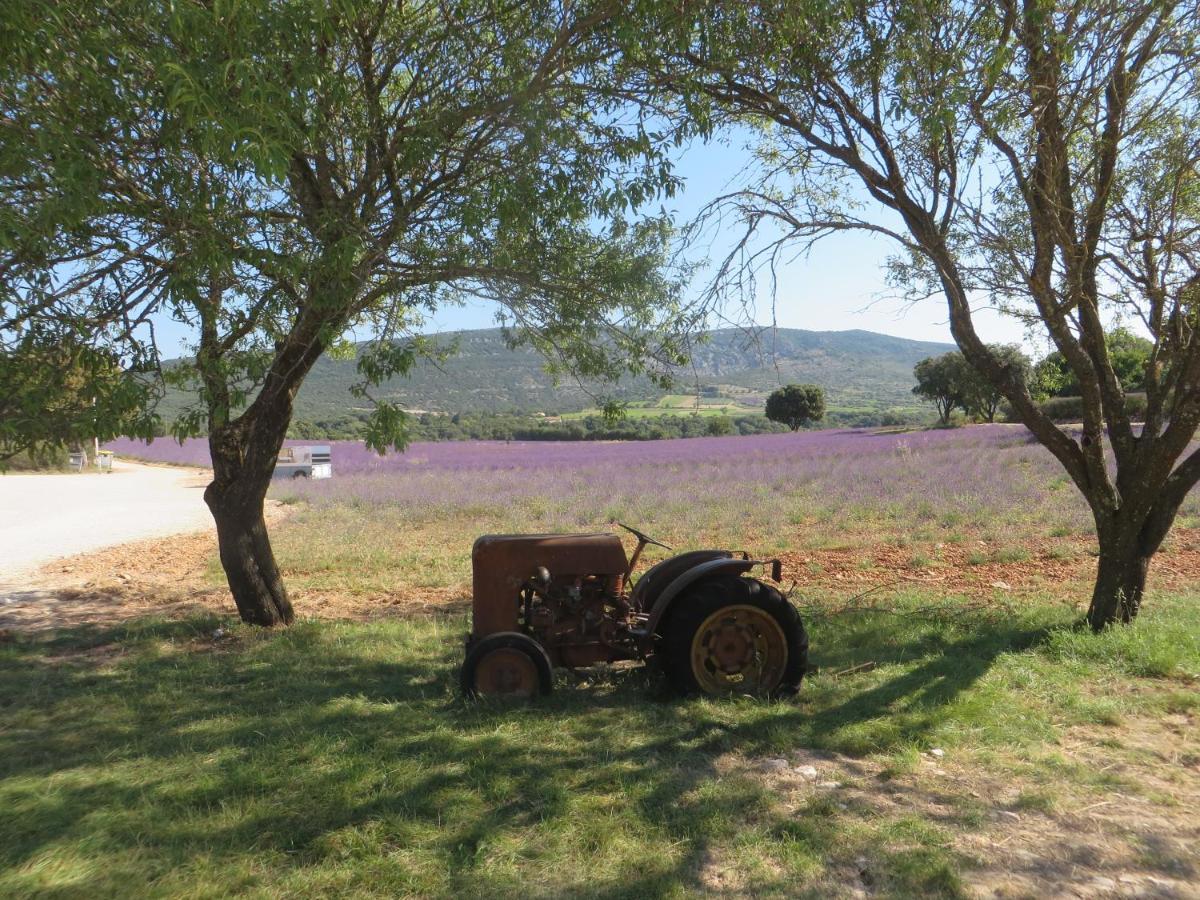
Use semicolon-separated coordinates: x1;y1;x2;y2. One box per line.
2;594;1196;898
559;395;753;420
993;547;1031;564
557;395;928;421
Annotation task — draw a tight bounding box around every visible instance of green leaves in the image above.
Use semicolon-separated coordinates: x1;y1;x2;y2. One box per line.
3;0;693;452
765;383;826;431
914;348;1032;424
362;401;410;455
0;328;160;464
1034;329;1152;399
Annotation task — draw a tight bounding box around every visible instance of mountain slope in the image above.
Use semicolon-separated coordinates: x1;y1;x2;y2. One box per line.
286;327;953;419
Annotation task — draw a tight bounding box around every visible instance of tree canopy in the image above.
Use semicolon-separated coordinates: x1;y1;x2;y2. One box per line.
1;0;692;624
637;0;1200;628
0;327;157;464
912;354;969;426
1034;328;1154;398
765;383;826;431
914;346;1031;424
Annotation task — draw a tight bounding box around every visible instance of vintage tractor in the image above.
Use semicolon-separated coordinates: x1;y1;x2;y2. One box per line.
461;524;807;699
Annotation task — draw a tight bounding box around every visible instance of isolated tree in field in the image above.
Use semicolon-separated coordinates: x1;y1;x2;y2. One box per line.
765;383;825;431
640;0;1200;629
1;0;688;625
912;355;969;426
705;415;734;436
960;345;1031;423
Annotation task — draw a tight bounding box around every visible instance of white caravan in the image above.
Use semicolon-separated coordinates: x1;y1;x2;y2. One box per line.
273;445;332;479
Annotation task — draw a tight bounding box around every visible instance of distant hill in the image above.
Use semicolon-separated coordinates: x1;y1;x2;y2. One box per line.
679;328;955;413
289;326;956;419
157;327;954;422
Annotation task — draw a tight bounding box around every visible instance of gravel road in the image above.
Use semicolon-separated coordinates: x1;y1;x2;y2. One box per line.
0;461;213;583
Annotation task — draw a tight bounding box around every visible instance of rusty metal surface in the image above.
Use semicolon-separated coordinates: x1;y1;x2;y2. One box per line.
629;549;733;612
557;642;629;668
689;603;789;695
472;646;539;696
644;557;758;634
471;533;628;637
467;530;785;681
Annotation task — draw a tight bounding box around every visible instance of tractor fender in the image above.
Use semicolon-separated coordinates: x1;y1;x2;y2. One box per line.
629;549;733;613
645;557;757;635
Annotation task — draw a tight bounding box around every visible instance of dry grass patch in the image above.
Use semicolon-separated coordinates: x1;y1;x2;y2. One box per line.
732;711;1200;899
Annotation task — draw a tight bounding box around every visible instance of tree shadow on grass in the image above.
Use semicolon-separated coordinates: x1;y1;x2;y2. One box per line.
0;609;1058;897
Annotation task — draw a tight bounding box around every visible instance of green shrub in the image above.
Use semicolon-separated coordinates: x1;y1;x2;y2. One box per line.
3;445;69;471
1003;393;1148;424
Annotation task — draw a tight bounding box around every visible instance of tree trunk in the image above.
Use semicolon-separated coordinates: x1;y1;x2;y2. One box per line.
1086;543;1149;631
1089;520;1152;633
204;418;296;627
205;479;294;626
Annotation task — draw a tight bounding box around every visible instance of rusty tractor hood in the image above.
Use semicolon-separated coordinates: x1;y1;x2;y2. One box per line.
471;534;629;638
472;533;628;582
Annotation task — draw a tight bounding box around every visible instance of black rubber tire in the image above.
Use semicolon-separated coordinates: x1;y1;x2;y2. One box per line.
460;631;553;699
658;575;807;697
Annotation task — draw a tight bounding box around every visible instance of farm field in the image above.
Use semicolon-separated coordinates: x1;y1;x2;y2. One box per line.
6;426;1199;897
553;393;924;421
558;393;754;419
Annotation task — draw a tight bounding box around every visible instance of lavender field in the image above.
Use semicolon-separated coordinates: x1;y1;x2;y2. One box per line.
110;427;1200;550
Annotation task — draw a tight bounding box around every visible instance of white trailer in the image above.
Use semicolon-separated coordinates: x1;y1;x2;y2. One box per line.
273;445;332;479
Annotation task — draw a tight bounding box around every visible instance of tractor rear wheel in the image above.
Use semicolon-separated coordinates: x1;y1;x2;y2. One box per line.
461;632;553;699
659;575;806;697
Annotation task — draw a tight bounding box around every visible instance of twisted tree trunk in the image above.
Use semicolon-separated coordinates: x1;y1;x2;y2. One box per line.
205;425;294;626
197;304;335;626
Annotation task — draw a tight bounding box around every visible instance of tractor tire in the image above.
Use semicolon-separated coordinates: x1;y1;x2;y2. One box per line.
659;575;807;697
461;632;553;700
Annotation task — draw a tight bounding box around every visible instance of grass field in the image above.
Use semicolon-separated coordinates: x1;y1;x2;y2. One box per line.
558;394;756;419
3;598;1197;898
6;427;1200;897
553;394;926;421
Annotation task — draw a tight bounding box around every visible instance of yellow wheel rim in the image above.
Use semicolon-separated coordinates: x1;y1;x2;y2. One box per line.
689;604;788;695
473;648;539;697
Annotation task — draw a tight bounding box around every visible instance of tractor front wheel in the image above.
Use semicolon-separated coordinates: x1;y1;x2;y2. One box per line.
461;632;553;699
660;575;806;697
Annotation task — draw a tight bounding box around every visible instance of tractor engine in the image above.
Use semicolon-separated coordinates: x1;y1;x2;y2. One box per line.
519;569;641;667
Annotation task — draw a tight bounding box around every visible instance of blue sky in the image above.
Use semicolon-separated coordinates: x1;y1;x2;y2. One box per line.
152;134;1031;356
424;135;1030;349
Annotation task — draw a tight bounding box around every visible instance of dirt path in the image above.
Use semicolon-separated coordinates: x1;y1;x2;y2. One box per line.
0;460;213;584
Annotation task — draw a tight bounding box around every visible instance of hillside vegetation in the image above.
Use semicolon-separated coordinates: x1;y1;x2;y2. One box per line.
153;328;951;429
